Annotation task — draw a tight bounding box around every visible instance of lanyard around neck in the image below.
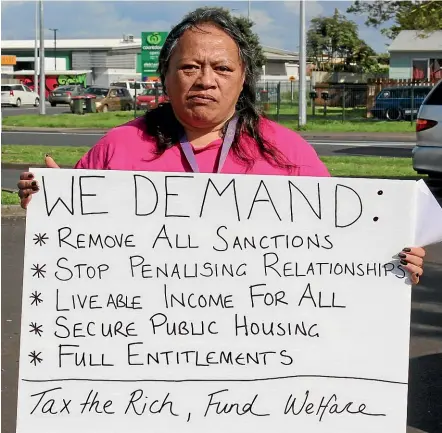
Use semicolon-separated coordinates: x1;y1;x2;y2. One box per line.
179;116;238;173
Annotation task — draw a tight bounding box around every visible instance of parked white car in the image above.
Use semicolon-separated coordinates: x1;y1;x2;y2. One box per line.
413;78;442;179
1;84;40;107
109;80;154;99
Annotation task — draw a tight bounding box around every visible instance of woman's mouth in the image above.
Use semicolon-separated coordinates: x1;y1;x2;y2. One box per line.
188;94;217;103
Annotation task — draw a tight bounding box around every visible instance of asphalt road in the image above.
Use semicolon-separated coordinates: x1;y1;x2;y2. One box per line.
1;130;417;192
2;129;415;158
1;216;441;433
1;104;69;117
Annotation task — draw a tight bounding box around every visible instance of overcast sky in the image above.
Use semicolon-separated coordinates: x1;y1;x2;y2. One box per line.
1;1;392;53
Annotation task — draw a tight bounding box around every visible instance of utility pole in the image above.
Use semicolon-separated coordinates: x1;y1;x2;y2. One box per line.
34;0;38;95
298;0;307;127
248;0;251;20
49;28;58;70
39;0;46;115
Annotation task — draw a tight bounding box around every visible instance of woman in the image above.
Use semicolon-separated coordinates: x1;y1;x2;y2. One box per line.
17;7;425;283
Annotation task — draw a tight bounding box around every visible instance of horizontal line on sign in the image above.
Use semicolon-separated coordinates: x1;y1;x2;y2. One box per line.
22;375;407;385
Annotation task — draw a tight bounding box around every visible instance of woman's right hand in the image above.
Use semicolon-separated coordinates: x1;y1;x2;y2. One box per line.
17;155;60;209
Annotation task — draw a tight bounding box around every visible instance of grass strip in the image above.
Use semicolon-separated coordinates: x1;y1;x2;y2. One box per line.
2;111;416;133
2;145;420;180
2;191;20;205
2;145;91;167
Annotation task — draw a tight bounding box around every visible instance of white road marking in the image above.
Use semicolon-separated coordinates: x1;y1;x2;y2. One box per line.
309;141;416;147
2;131;103;137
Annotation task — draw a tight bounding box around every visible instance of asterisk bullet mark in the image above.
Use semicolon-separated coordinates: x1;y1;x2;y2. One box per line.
33;233;48;246
31;264;46;278
30;291;43;306
29;322;43;337
29;351;43;366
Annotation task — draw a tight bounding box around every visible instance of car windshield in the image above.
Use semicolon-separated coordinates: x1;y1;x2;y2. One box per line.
55;86;75;91
129;82;146;90
141;88;163;96
85;87;108;96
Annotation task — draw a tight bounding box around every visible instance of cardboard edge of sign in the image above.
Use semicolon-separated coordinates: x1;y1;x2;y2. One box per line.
414;179;442;247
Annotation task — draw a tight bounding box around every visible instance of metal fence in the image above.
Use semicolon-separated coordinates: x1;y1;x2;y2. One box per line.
256;79;438;123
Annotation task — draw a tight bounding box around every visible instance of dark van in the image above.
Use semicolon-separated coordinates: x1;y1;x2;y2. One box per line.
370;86;433;121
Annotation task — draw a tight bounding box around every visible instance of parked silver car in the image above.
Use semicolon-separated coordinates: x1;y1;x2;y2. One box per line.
48;85;84;106
413;79;442;179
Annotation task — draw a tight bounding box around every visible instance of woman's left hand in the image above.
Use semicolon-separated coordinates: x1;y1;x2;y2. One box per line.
399;247;426;285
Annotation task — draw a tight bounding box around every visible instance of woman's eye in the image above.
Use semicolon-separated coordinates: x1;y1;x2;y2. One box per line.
181;65;198;70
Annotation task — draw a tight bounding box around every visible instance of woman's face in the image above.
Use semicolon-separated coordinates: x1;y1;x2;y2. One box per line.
165;23;245;130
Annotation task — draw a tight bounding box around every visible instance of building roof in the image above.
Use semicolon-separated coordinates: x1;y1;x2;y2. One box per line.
1;38;140;50
263;46;299;62
1;37;299;62
388;30;442;52
8;70;92;75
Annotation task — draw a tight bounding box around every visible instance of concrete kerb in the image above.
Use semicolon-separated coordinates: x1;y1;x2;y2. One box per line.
2;205;26;218
2;126;108;135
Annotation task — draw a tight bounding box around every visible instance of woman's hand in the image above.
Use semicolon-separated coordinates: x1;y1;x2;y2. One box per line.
17;155;59;209
399;247;426;285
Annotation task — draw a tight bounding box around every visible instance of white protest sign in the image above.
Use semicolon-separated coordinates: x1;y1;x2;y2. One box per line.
17;169;442;433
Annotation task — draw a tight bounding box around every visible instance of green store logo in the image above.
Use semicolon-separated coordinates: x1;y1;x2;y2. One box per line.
147;33;162;45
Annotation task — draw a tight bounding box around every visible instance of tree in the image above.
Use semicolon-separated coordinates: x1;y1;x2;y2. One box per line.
307;9;379;73
347;1;442;39
182;7;266;69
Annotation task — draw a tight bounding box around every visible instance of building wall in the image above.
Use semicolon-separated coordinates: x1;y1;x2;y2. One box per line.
13;73;89;98
3;50;71;71
390;52;417;79
106;52;136;69
89;68;142;86
390;51;442;79
286;63;299;79
265;61;287;76
72;50;138;84
72;51;107;69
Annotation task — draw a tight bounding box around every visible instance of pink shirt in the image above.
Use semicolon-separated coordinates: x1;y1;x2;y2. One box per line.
75;116;330;177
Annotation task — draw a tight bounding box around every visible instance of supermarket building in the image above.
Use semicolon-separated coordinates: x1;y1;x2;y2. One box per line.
1;35;299;96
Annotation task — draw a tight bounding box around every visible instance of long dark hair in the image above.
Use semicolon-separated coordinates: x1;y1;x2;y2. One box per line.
144;7;292;171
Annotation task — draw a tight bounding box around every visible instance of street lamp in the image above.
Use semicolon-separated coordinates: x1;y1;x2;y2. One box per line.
298;0;307;127
39;0;45;115
34;0;38;94
49;28;58;70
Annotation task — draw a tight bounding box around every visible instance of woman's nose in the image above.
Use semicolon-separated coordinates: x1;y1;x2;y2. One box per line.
195;66;217;88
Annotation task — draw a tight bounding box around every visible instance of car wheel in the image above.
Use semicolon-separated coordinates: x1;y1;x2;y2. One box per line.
102;105;109;113
385;108;402;121
34;98;40;107
15;98;21;108
51;102;56;107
